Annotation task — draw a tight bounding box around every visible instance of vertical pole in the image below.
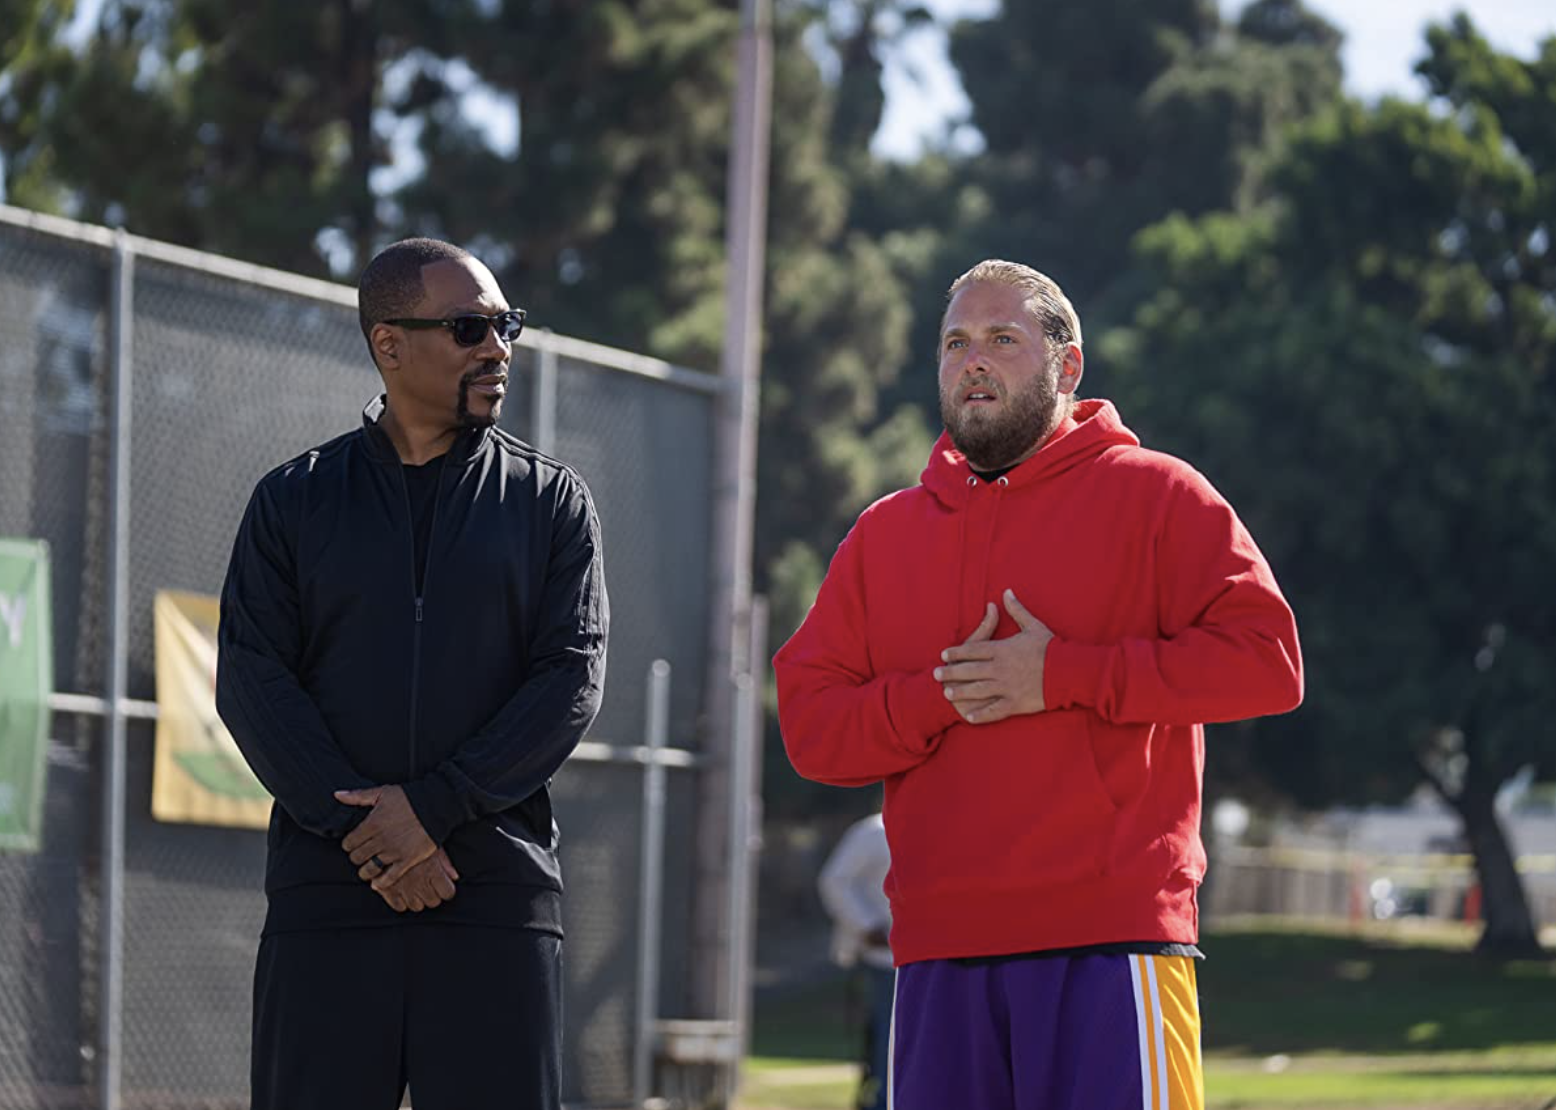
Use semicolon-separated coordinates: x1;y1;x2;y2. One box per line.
633;661;672;1108
98;229;134;1110
722;596;769;1106
722;671;756;1108
736;596;767;1044
697;0;773;1025
531;329;558;455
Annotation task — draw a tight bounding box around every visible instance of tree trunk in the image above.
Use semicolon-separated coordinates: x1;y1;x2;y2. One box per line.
1447;782;1543;959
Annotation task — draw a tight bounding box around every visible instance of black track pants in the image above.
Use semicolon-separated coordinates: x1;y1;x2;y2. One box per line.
251;925;562;1110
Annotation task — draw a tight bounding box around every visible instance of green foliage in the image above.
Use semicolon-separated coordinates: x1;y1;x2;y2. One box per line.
0;0;100;211
945;0;1319;318
402;0;737;356
1108;18;1556;951
0;0;453;275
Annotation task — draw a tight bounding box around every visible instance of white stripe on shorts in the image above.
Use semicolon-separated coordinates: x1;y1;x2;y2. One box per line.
886;968;898;1110
1130;956;1153;1109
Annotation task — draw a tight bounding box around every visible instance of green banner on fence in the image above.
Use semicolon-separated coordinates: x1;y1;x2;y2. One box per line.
0;538;52;852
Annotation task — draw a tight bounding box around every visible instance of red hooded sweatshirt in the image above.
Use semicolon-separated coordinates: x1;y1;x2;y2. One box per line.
774;399;1302;965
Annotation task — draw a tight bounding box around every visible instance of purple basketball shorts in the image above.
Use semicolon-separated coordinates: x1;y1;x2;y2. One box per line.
888;953;1203;1110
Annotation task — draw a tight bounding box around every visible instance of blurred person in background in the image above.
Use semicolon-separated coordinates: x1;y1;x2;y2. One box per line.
775;259;1302;1110
817;805;894;1110
216;237;608;1110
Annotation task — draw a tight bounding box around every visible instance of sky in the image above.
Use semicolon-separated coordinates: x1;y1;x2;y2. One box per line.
872;0;1556;160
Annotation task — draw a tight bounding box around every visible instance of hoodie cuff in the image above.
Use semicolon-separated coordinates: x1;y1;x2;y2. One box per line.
1044;639;1111;712
402;771;468;846
889;668;964;749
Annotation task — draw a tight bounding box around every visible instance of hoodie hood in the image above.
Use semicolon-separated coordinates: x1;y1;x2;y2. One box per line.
921;397;1139;508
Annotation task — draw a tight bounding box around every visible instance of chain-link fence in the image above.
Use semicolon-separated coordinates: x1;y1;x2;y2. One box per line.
0;205;731;1109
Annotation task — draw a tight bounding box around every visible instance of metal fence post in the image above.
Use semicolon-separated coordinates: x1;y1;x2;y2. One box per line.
531;329;558;455
633;660;672;1107
722;669;757;1107
98;229;134;1110
736;595;766;1043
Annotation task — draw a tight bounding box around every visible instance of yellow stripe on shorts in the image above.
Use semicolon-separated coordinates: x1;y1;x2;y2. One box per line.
1129;954;1204;1110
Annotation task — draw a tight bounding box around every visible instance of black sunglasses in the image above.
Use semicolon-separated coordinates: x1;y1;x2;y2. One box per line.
384;308;526;347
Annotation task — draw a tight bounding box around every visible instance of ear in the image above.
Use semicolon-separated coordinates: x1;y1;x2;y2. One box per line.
370;322;402;373
1055;342;1084;395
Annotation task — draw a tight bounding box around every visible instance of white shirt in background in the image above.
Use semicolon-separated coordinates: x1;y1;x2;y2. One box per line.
817;813;893;971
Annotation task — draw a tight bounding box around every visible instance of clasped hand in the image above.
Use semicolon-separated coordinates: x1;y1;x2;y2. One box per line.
933;589;1054;724
334;784;457;912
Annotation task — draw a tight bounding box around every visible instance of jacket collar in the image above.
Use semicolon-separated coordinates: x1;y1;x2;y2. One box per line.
359;394;493;467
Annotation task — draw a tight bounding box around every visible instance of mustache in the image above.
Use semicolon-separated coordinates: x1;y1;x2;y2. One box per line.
460;361;507;386
955;377;1001;401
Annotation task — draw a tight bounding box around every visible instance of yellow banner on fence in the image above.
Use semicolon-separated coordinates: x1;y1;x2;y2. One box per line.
152;590;272;829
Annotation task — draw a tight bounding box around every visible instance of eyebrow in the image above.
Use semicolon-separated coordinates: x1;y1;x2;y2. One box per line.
943;321;1027;338
433;300;508;316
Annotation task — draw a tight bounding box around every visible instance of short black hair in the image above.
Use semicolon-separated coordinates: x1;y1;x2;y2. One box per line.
357;237;473;359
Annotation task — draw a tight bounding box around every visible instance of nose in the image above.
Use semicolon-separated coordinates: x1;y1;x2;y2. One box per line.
954;343;988;377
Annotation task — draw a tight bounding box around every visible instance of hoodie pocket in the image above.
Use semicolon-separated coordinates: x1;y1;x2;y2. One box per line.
1076;717;1123;875
1012;710;1120;880
1086;716;1178;881
1085;716;1143;815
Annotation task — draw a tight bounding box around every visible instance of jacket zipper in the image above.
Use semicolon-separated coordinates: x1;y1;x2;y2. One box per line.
400;455;449;778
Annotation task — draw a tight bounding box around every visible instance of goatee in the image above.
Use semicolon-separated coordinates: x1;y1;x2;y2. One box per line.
456;368;503;429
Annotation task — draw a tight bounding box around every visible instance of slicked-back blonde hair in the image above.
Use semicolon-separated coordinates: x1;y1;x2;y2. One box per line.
943;260;1083;360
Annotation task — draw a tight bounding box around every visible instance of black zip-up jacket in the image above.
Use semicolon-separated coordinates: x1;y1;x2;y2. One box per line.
216;397;608;935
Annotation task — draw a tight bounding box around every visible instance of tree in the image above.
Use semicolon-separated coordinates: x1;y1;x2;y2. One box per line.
1107;17;1556;956
1;2;195;221
809;0;1348;445
946;0;1219;322
0;0;77;210
796;0;934;163
0;0;464;277
395;0;737;357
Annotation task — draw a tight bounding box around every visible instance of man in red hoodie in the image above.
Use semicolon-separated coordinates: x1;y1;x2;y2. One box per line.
773;259;1302;1110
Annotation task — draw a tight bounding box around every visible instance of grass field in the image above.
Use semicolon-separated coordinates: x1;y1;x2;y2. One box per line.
737;920;1556;1110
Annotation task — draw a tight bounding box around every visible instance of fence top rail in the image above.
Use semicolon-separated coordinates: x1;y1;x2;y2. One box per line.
1219;842;1556;876
0;202;721;394
45;691;705;768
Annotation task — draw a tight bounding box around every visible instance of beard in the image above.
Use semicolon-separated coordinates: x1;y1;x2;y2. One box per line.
456;365;504;429
940;363;1063;470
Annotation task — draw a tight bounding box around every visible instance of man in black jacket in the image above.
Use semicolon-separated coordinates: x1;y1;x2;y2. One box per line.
216;237;608;1110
